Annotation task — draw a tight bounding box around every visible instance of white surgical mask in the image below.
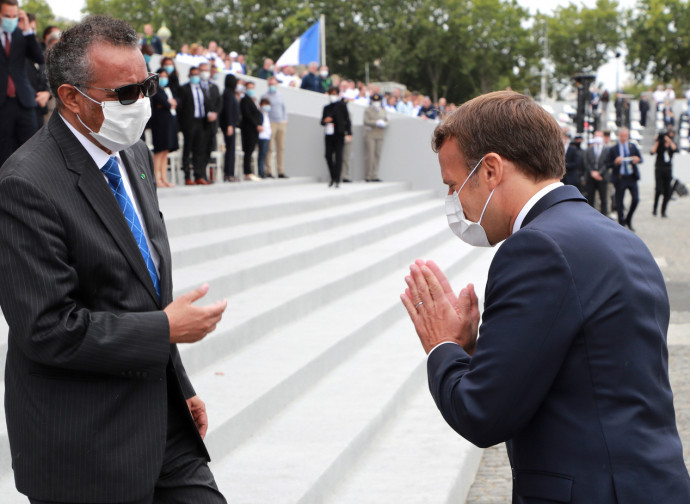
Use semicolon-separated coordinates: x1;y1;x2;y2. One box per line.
200;71;211;81
373;101;381;108
445;156;495;247
320;70;329;78
75;88;151;152
329;95;338;103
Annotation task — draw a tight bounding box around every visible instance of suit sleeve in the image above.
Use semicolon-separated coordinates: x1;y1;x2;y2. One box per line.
427;229;582;448
321;104;330;126
24;33;44;65
0;175;170;378
343;104;352;136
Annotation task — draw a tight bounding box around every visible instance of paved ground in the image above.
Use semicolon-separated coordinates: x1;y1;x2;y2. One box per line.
466;119;690;503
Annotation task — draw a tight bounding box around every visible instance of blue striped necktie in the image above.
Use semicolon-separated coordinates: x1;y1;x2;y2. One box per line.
100;157;161;299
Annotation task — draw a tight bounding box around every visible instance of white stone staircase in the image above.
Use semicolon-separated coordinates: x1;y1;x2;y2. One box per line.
0;178;495;503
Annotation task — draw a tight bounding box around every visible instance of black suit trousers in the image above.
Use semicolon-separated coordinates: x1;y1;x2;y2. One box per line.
0;98;38;167
585;176;608;215
325;134;345;183
181;118;208;181
223;132;236;178
615;175;639;225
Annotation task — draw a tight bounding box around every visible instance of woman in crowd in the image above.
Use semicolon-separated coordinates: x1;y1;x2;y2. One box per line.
651;129;678;217
257;98;272;178
239;81;264;181
219;74;240;182
150;68;179;187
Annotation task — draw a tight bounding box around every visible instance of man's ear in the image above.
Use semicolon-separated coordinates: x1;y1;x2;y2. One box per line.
57;84;81;115
482;153;504;190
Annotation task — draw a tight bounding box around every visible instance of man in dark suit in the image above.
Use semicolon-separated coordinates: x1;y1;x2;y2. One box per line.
561;128;584;191
0;16;227;503
321;86;352;187
199;62;222;181
177;66;212;185
0;0;44;166
401;91;690;504
606;126;642;230
583;129;610;214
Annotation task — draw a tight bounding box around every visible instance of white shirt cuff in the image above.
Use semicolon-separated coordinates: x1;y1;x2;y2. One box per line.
427;341;460;359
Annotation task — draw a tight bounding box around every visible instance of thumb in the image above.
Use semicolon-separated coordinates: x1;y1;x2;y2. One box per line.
183;284;210;304
458;287;472;315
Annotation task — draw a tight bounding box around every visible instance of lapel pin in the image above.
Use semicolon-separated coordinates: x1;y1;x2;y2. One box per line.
141;173;146;179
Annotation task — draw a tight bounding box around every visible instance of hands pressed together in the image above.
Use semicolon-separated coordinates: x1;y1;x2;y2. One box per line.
400;259;480;355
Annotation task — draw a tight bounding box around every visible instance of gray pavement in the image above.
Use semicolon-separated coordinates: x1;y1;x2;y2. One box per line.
466;115;690;503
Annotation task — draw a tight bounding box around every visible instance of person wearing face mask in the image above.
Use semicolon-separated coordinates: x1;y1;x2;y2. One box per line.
149;68;179;187
219;73;240;182
318;65;332;93
177;66;213;184
0;0;44;167
160;56;180;97
321;86;352;187
400;91;690;504
651;129;678;218
239;80;263;181
257;98;272;178
260;75;289;178
198;62;222;182
0;16;228;503
363;93;388;182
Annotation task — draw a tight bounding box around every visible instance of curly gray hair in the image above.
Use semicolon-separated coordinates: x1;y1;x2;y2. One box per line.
46;16;138;107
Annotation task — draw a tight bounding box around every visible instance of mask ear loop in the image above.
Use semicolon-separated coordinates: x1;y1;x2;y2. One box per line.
477;189;495;225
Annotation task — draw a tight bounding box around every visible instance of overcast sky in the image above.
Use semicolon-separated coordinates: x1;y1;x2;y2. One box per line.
45;0;637;90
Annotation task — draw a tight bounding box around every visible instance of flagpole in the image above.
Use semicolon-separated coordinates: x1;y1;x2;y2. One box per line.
319;14;326;67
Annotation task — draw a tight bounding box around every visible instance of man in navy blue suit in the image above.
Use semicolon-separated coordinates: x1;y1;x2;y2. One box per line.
606;126;642;231
0;0;44;167
401;91;690;503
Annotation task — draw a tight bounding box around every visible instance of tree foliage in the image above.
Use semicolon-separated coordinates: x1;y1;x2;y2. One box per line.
68;0;683;102
626;0;690;85
20;0;74;34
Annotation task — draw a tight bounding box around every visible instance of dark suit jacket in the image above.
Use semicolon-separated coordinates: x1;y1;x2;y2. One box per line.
606;141;642;181
219;88;240;131
0;28;44;108
204;81;222;131
177;83;204;134
321;100;352;136
0;113;206;502
239;95;262;140
584;144;609;180
428;186;690;503
562;143;583;186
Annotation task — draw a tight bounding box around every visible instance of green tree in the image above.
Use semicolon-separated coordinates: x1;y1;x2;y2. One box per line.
626;0;690;84
546;0;621;85
20;0;74;35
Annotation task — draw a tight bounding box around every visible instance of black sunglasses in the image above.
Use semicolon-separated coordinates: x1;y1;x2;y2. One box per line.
81;73;159;105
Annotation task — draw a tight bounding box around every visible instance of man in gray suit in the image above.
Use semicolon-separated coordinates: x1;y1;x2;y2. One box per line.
584;129;610;214
363;93;388;182
0;16;227;503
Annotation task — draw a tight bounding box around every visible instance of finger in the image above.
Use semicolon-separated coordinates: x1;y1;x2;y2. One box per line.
405;271;425;305
400;292;418;320
421;265;447;303
426;260;454;297
182;283;210;304
410;265;433;306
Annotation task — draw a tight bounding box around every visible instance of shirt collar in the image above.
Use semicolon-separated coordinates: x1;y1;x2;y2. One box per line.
59;113;118;169
512;182;564;234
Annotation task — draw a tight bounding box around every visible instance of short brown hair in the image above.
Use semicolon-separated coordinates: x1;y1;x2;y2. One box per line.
432;91;565;181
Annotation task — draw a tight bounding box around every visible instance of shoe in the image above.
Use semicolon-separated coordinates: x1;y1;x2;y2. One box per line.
195;178;211;185
278;173;289;179
662;213;668;218
652;209;657;216
328;180;334;187
342;178;352;183
245;174;262;181
371;178;382;182
224;176;233;182
185;179;194;186
264;174;275;178
626;221;635;232
365;179;371;182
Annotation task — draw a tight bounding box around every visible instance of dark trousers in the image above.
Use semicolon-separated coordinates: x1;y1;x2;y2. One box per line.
241;129;258;175
325;134;345;184
654;167;673;216
29;367;226;504
0;98;38;167
257;138;270;177
585;176;608;214
181;118;208;181
615;175;639;226
223;132;236;178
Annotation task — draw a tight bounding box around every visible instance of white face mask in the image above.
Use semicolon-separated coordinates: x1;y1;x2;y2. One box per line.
76;88;151;152
373;101;381;108
328;94;339;103
200;71;211;81
445;156;495;247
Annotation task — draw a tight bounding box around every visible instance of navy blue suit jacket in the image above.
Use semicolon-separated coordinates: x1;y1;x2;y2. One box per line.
606;141;642;181
428;186;690;503
0;28;44;108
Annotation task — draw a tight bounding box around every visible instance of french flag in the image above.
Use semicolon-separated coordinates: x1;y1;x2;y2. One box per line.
276;20;322;67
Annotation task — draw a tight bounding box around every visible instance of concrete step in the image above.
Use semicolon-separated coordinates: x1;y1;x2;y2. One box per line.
174;210;455;377
202;240;496;503
160;181;412;238
169;189;434;268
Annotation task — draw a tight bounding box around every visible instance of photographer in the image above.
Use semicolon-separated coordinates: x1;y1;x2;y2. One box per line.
651;129;678;217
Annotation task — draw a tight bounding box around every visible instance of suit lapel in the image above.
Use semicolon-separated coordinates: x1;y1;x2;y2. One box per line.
48;115;162;306
521;185;587;229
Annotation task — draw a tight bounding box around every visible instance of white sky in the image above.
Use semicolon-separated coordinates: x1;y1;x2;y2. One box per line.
44;0;636;91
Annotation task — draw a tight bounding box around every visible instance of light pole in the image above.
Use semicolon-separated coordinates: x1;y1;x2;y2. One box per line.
615;50;621;92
